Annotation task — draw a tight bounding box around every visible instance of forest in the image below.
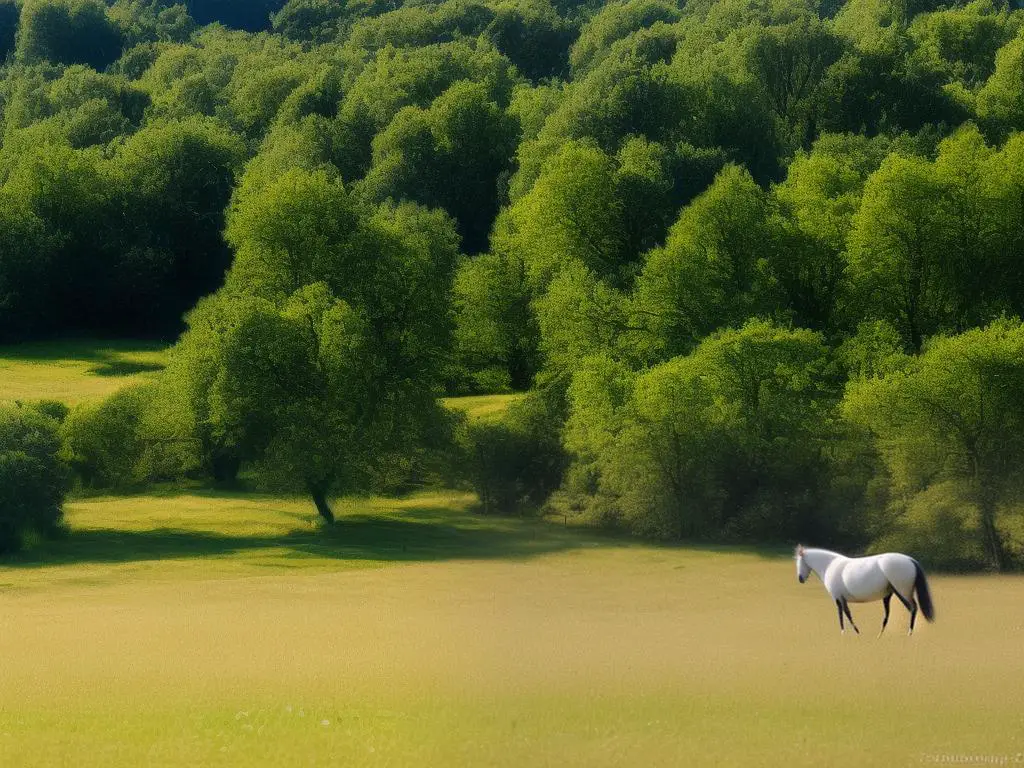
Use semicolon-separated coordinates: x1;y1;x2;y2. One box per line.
1;0;1024;569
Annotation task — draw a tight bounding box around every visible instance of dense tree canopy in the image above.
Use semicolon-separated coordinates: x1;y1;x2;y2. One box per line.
2;0;1024;565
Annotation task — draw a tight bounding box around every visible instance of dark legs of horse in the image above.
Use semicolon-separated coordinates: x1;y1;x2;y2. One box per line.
836;600;844;633
878;592;892;638
892;590;918;635
841;599;860;634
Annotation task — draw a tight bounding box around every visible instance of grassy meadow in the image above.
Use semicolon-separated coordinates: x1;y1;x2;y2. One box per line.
0;339;167;405
2;489;1024;767
442;393;524;422
3;341;1024;766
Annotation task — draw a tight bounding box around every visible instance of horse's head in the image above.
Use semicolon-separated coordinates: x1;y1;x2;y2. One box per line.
795;544;810;584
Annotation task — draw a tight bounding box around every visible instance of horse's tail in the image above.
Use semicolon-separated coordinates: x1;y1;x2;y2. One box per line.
913;559;935;622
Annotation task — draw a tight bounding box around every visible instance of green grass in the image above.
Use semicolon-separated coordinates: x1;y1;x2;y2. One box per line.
0;340;522;422
2;490;1024;766
443;392;524;421
0;339;167;405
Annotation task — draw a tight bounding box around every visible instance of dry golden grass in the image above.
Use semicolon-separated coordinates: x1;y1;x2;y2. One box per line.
0;339;167;405
2;491;1023;766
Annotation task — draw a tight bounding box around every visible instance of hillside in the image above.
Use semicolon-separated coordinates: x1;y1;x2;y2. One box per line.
2;0;1024;567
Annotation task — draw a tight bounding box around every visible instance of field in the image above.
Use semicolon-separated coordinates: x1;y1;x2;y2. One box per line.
3;342;1023;765
442;393;524;421
2;491;1024;767
0;340;524;420
0;339;167;405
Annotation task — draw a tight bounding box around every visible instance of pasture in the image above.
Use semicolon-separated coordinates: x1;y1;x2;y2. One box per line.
0;339;167;405
2;491;1023;767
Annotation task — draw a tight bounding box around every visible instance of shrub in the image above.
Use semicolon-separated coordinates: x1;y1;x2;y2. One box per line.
869;482;990;571
463;391;567;515
0;405;70;554
61;383;168;489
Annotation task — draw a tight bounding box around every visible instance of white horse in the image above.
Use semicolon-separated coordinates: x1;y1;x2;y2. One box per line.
795;545;935;636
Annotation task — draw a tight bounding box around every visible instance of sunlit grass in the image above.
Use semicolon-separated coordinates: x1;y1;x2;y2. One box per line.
0;340;522;420
0;339;167;405
443;393;524;421
2;490;1023;766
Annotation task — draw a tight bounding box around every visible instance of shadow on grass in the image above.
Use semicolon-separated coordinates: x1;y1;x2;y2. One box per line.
0;339;166;363
88;360;165;377
1;505;586;569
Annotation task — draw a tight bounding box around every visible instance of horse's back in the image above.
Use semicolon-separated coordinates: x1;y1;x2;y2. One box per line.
875;552;918;593
840;556;891;601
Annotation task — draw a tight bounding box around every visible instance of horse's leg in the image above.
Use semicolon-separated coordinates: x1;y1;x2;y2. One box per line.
841;599;860;635
891;589;917;635
836;600;845;634
908;597;919;635
878;592;892;638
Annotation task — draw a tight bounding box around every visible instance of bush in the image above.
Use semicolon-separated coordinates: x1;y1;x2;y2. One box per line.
561;323;843;541
870;482;990;571
0;405;70;554
463;391;567;515
29;399;71;423
61;383;177;489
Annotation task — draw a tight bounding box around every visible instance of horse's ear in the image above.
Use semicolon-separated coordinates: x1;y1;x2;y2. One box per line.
796;544;805;556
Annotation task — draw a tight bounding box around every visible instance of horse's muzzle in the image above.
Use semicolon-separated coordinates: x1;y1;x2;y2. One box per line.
798;575;806;584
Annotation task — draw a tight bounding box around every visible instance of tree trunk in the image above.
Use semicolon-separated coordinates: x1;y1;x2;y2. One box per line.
210;450;240;486
978;489;1004;572
310;487;335;524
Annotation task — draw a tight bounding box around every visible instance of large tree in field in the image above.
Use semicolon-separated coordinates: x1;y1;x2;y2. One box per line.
165;168;459;521
843;319;1024;570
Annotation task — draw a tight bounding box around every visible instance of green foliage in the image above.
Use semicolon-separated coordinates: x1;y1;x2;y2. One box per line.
167;168;460;516
0;194;54;340
498;139;628;289
845;125;1024;350
450;251;538;393
0;111;243;338
109;0;196;46
744;16;846;147
273;0;404;42
563;321;842;540
0;1;18;61
333;39;518;180
362;80;519;254
17;0;124;69
3;0;1024;567
60;383;159;488
632;164;780;359
843;318;1024;569
0;404;69;553
976;29;1024;138
569;0;682;76
485;0;574;81
463;388;567;515
909;1;1021;90
347;2;497;52
771;133;892;332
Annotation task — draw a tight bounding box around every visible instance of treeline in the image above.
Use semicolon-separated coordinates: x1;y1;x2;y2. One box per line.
1;0;1024;568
